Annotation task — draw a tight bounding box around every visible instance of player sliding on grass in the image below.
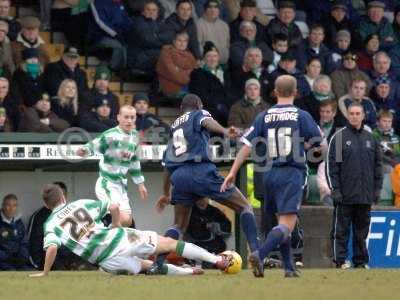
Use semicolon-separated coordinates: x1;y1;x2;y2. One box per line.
152;94;259;274
77;105;148;227
221;75;322;278
29;184;232;277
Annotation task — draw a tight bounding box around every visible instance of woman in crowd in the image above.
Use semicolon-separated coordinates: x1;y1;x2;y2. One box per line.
51;79;79;126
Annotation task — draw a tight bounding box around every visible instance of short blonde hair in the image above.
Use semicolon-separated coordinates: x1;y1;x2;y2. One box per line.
275;75;297;97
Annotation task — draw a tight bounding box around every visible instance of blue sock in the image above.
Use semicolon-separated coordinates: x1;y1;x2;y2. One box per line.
155;227;181;267
258;224;289;261
279;239;295;272
240;211;259;252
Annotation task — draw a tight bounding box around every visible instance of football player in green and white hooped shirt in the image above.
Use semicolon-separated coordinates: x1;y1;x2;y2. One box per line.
77;105;148;227
29;184;233;277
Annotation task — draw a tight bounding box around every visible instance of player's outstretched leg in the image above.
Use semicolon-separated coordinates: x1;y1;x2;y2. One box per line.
151;204;192;273
156;236;231;271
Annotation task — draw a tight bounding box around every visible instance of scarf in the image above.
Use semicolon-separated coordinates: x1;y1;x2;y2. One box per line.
203;64;224;84
313;91;331;102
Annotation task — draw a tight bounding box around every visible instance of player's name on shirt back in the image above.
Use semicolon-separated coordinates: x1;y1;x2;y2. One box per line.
265;109;299;123
171;113;190;129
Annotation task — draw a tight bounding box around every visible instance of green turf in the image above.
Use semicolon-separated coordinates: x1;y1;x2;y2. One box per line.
1;269;400;300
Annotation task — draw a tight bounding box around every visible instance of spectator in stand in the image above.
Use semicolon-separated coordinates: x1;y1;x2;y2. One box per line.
229;0;265;44
266;50;310;100
265;1;303;49
338;77;377;129
295;75;334;122
43;46;88;99
0;0;21;41
357;34;380;73
128;0;168;75
323;0;357;49
28;182;94;270
370;75;400;133
228;78;269;129
330;50;372;99
267;33;288;74
51;79;79;126
0;77;18;129
185;198;231;259
229;20;272;70
133;92;169;134
0;107;11;131
318;99;341;143
304;57;322;92
80;97;117;132
83;65;119;119
50;0;89;50
160;0;201;59
393;5;400;42
331;30;352;70
296;24;335;74
11;16;49;67
197;0;230;64
189;41;232;125
88;0;133;72
159;0;199;20
230;47;269;103
18;93;70;132
373;109;400;168
357;1;395;50
0;194;31;270
0;20;15;77
156;31;197;98
369;51;399;95
11;48;44;107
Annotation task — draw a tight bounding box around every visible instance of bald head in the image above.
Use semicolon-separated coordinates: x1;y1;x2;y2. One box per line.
119;105;136;114
118;105;136;133
180;93;203;112
274;75;297;99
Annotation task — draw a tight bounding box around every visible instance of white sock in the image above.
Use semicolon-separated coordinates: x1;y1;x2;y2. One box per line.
179;242;218;264
165;264;194;275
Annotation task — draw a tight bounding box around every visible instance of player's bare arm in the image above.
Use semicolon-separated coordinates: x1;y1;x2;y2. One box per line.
221;145;252;192
76;147;88;157
29;245;58;277
202;118;240;138
137;183;148;200
156;170;171;213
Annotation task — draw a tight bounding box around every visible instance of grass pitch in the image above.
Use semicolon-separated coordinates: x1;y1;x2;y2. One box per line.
1;269;400;300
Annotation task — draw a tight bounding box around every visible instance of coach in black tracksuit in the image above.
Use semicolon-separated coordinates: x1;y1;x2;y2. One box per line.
326;102;383;268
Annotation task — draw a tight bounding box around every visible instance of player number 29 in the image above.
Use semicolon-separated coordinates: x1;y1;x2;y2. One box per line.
173;128;188;156
267;127;292;158
60;208;94;241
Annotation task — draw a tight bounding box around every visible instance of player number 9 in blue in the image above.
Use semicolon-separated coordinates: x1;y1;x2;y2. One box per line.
173;128;188;156
267;127;292;158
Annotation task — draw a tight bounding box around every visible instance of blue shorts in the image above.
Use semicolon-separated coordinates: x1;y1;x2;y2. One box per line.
263;166;306;215
170;163;235;206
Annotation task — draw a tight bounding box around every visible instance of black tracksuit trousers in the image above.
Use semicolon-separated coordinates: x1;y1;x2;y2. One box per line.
331;204;371;266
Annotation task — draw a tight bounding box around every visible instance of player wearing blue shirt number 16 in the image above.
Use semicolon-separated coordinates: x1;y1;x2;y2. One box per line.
221;75;322;278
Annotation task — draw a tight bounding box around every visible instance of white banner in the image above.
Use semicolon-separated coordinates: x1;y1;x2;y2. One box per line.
0;144;168;161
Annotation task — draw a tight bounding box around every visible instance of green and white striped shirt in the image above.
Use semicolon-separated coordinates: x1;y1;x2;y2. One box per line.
84;126;144;186
43;198;125;264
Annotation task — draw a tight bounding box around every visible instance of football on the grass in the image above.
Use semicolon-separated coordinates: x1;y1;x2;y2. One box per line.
221;250;242;274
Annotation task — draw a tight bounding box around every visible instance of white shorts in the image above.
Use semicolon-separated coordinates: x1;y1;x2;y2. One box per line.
95;177;131;213
99;228;158;275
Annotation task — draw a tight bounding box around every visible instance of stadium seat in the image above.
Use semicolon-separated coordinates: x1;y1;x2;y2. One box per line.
44;43;65;62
